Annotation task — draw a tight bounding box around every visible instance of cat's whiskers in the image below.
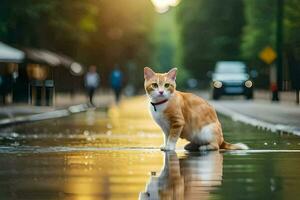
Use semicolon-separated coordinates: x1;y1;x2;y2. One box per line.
144;66;249;151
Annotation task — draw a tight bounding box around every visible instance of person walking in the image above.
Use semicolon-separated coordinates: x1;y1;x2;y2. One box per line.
85;65;100;106
110;67;123;103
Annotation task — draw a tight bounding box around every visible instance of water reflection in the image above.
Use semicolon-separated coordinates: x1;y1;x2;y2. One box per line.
139;151;223;200
2;96;300;199
0;151;164;200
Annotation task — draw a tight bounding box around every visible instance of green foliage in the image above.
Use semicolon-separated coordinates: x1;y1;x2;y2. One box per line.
234;0;300;60
3;0;300;90
241;0;276;60
0;0;155;86
240;0;300;89
285;0;300;44
151;8;188;87
176;0;300;89
177;0;245;82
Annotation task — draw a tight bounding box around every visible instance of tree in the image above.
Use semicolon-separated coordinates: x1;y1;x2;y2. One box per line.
0;0;155;87
241;0;276;60
284;0;300;44
177;0;245;83
241;0;300;89
151;8;188;87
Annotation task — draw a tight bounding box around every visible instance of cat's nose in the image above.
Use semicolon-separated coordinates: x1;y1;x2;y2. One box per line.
159;91;164;95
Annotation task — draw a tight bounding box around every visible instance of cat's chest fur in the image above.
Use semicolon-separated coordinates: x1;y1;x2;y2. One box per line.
149;103;170;134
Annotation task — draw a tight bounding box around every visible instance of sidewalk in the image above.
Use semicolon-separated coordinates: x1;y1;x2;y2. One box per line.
254;89;299;105
0;92;114;127
195;90;300;136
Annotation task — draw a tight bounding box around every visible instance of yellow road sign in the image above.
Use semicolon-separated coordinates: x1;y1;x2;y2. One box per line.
259;46;277;64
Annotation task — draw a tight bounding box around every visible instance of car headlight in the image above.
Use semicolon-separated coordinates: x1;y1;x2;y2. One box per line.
213;81;222;88
245;80;253;88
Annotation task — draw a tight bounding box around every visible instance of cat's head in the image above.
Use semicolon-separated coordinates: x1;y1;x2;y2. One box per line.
144;67;177;101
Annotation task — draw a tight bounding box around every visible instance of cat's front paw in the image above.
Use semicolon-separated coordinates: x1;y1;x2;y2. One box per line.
160;145;175;151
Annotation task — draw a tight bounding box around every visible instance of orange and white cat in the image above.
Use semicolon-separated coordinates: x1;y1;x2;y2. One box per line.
144;67;249;151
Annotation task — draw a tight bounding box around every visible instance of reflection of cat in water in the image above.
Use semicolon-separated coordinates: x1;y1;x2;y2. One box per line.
139;152;223;200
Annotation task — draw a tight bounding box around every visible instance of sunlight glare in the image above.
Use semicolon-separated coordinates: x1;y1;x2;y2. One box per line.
151;0;181;13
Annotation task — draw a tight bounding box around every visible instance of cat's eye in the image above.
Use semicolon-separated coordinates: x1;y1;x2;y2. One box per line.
164;83;170;88
152;83;158;88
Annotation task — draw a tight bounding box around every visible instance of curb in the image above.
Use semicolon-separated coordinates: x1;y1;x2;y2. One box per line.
212;103;300;136
0;104;91;128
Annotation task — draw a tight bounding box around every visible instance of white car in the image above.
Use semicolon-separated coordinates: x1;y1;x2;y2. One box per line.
211;61;254;100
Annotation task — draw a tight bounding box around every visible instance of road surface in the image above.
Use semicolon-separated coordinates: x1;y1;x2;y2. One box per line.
0;96;300;200
197;91;300;134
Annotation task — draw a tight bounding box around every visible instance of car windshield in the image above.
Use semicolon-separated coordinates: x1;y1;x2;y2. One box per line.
215;62;246;74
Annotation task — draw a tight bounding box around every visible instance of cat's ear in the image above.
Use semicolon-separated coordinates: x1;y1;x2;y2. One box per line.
167;68;177;81
144;67;155;80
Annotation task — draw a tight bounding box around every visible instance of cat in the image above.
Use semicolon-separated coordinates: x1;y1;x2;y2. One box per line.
139;151;223;200
144;67;249;151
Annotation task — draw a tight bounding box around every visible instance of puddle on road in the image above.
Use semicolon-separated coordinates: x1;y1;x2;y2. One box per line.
0;97;300;199
1;150;300;200
0;150;163;200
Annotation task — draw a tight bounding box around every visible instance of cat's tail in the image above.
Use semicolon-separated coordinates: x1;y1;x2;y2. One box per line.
220;141;249;150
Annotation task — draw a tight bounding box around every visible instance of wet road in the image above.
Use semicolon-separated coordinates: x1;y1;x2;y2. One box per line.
1;96;300;200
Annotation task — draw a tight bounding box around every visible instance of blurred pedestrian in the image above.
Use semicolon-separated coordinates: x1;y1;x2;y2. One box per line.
85;65;100;106
110;67;123;103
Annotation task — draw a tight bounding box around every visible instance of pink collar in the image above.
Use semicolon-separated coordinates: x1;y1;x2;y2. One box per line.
150;99;168;111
